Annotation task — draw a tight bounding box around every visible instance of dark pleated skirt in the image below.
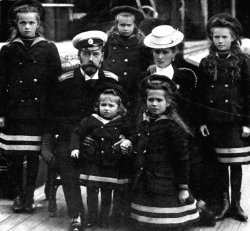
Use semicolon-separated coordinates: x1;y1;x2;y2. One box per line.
130;189;199;229
210;123;250;165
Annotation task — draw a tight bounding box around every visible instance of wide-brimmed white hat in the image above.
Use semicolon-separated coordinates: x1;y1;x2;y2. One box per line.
144;25;184;49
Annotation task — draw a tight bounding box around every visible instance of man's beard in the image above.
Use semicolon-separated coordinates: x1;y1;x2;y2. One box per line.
81;63;98;76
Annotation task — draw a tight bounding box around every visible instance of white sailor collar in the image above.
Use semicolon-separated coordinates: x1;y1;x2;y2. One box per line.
12;37;46;47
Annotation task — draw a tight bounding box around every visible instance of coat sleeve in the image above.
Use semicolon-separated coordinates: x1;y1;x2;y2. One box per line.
70;117;90;151
0;45;9;117
44;42;62;132
168;121;190;186
195;58;209;126
241;55;250;126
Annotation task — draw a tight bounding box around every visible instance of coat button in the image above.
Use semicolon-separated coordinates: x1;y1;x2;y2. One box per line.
34;97;38;101
19;80;23;84
33;78;38;82
101;138;104;141
112;59;116;63
101;150;104;154
225;84;229;88
124;72;127;76
225;99;229;103
124;59;128;62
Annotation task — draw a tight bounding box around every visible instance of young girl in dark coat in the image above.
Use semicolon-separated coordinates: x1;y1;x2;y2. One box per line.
0;0;61;213
197;13;250;222
103;0;151;115
131;74;199;231
70;83;136;228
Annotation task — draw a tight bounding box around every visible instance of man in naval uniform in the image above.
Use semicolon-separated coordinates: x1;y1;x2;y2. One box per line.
42;30;119;231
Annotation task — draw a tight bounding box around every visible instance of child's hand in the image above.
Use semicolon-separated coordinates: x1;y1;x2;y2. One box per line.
242;126;250;138
200;124;210;136
71;149;80;159
178;190;189;204
112;135;125;151
147;64;157;74
120;139;132;155
0;117;5;128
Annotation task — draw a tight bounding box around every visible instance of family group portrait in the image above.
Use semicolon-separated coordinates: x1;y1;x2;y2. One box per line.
0;0;250;230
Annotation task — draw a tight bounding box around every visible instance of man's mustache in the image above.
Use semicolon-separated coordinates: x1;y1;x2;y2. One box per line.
82;62;97;69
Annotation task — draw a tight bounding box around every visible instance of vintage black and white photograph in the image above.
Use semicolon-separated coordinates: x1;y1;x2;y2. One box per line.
0;0;250;230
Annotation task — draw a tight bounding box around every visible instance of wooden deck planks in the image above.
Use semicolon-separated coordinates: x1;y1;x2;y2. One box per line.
0;165;250;231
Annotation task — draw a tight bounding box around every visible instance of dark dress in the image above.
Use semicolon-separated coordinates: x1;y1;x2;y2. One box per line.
197;52;250;165
131;115;199;229
0;37;61;198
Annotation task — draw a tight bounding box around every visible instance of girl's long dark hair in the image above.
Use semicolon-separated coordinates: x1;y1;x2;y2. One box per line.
144;81;192;135
201;40;244;83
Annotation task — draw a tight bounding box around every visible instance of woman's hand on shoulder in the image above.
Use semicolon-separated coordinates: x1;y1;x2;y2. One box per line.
147;64;157;74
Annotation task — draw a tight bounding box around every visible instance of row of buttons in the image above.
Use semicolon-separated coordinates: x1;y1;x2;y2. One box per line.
19;78;38;84
20;97;39;103
209;99;229;103
210;84;229;88
19;60;37;65
113;46;129;50
112;58;129;63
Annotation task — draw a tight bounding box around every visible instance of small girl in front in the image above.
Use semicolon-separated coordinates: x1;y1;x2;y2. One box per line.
197;13;250;222
70;83;136;228
131;74;199;231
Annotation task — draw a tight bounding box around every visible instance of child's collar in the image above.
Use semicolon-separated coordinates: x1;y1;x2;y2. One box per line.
12;37;47;47
143;112;169;122
92;113;122;124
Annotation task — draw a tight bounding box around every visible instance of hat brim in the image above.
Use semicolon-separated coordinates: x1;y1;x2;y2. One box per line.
95;82;127;103
144;31;184;49
110;6;144;22
9;0;46;23
72;31;107;49
140;74;177;92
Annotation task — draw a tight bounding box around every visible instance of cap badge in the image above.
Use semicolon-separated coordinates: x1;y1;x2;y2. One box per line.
88;39;94;45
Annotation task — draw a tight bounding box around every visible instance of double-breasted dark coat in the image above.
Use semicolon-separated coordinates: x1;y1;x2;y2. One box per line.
0;37;61;131
70;113;136;188
103;31;151;103
131;115;199;228
0;37;61;199
197;52;250;165
198;54;250;126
